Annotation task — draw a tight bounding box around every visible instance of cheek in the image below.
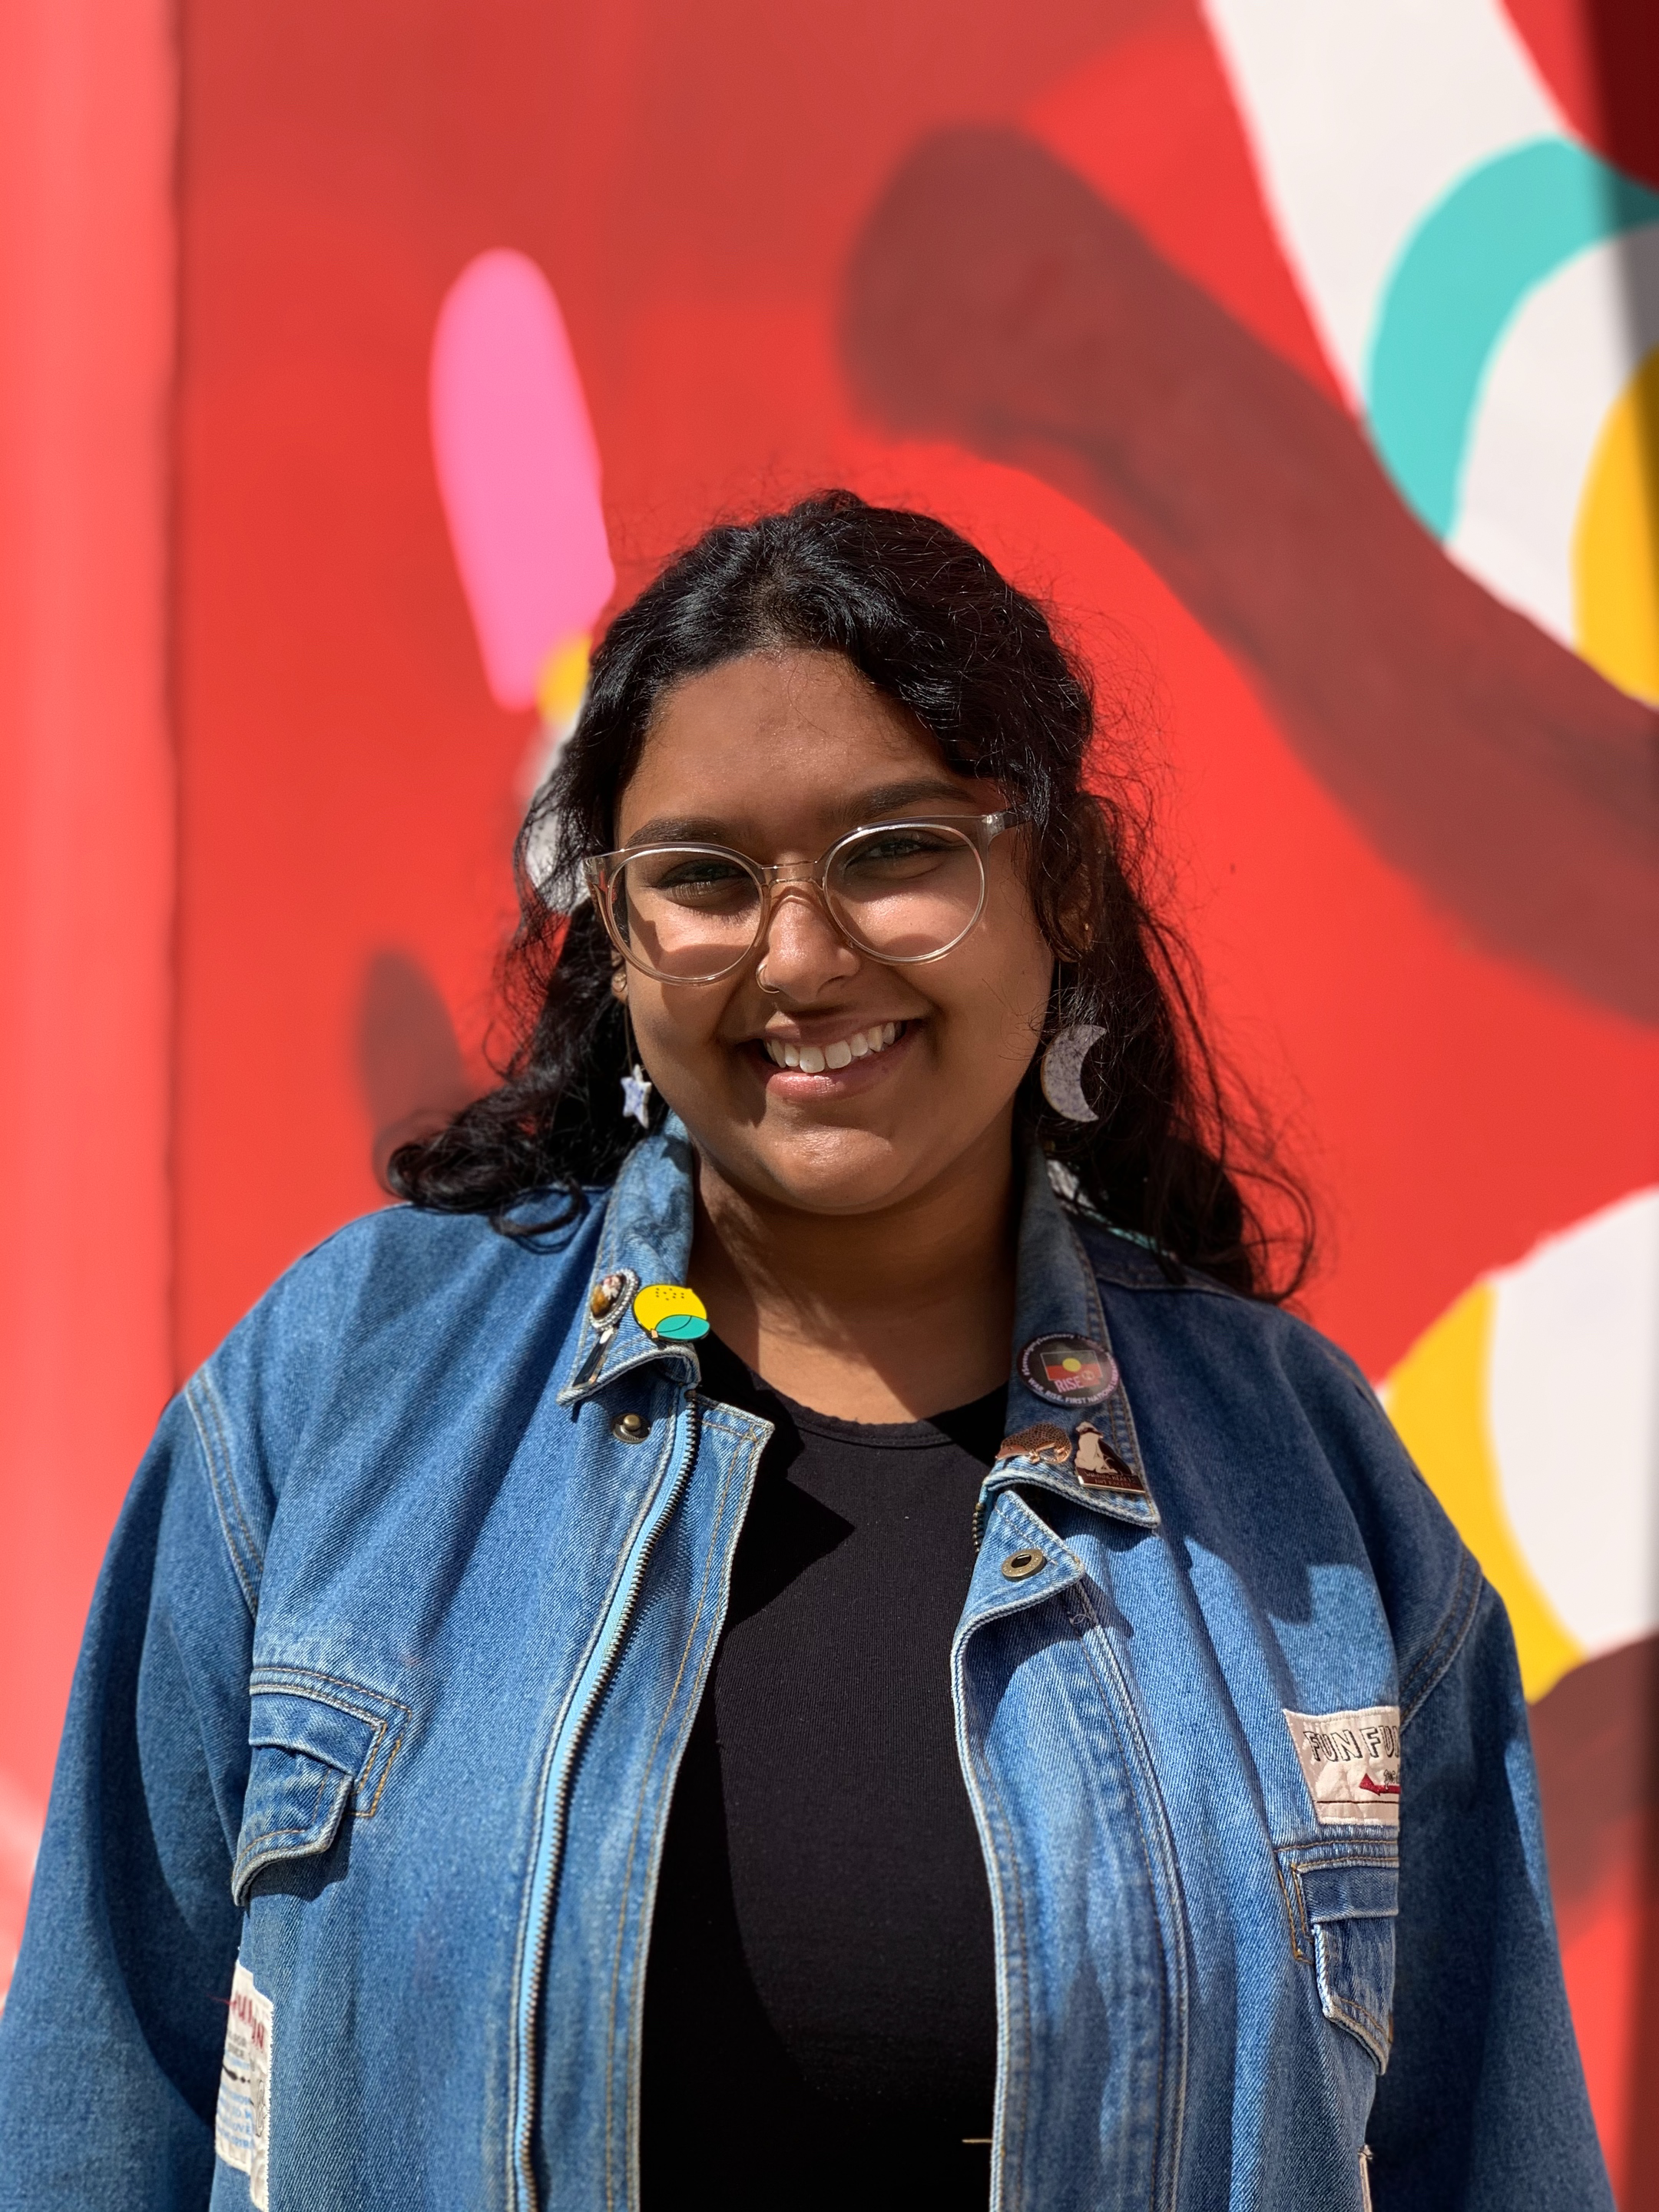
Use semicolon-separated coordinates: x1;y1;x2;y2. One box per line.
933;940;1051;1081
965;895;1055;1035
631;984;737;1072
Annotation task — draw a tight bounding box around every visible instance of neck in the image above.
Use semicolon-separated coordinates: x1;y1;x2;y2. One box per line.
688;1120;1022;1422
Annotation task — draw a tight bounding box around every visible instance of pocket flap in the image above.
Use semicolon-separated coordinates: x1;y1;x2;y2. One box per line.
232;1743;356;1906
1297;1857;1398;1926
249;1690;382;1774
1278;1842;1399;1957
1278;1843;1399;2072
232;1669;409;1906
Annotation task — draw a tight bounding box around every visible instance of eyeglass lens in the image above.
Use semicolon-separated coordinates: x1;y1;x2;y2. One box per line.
610;823;986;980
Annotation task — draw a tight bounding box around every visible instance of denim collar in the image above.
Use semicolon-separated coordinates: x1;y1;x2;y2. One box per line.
559;1118;1157;1532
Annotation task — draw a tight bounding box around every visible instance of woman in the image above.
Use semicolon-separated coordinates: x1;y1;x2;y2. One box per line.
0;495;1607;2211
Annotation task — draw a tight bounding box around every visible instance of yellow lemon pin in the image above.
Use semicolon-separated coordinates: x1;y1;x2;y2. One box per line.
633;1283;710;1342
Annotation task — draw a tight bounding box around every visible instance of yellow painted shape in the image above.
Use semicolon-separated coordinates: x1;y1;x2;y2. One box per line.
536;633;591;727
1572;346;1659;708
632;1282;707;1334
1381;1282;1582;1702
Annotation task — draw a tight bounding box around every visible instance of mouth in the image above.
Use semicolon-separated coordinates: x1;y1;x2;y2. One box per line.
745;1018;917;1096
760;1020;904;1073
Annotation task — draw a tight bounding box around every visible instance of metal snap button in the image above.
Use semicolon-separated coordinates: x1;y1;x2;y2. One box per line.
611;1412;651;1443
1001;1548;1046;1581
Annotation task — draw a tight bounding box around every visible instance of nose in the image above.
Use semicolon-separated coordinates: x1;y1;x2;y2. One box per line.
753;882;862;1000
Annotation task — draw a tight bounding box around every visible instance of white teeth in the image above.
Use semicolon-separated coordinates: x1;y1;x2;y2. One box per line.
763;1021;905;1071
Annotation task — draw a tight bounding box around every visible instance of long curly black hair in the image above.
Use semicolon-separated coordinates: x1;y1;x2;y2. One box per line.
389;492;1313;1299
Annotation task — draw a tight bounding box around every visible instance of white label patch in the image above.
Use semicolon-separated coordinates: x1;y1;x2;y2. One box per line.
1285;1705;1401;1828
215;1962;273;2209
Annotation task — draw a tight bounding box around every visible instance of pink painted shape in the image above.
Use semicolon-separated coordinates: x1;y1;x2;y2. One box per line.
430;249;614;710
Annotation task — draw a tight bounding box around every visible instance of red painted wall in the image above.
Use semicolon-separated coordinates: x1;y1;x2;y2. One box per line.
4;0;1657;2186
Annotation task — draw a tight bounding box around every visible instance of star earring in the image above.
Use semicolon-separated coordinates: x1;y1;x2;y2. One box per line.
612;973;655;1130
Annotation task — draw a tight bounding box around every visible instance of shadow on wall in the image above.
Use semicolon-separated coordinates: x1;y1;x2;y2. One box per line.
356;951;477;1189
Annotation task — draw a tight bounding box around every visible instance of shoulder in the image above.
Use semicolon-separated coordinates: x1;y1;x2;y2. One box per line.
194;1193;607;1499
1078;1217;1482;1723
229;1192;601;1355
1081;1217;1378;1409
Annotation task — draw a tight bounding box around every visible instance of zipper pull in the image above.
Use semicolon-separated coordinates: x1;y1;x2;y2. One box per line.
1359;2143;1374;2212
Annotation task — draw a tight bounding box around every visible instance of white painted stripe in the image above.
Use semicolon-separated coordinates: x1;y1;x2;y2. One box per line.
1448;225;1659;646
1488;1189;1659;1658
1200;0;1562;402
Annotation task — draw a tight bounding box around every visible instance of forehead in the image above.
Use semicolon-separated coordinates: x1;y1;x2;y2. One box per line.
615;647;986;846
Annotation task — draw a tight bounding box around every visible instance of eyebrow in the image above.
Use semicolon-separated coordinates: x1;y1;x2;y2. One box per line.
621;778;986;850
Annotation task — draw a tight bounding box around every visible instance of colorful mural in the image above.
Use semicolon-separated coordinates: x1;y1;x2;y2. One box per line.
2;0;1656;2190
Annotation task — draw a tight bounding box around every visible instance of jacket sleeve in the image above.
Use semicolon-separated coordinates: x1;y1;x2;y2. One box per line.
0;1389;256;2209
1369;1577;1613;2209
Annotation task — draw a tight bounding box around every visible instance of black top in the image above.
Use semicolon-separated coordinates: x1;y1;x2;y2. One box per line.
641;1334;1006;2210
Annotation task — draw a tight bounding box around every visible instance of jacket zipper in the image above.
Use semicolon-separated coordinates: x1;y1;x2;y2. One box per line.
509;1382;704;2211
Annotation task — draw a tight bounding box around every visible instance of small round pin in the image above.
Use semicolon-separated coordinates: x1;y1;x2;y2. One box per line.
1018;1333;1119;1409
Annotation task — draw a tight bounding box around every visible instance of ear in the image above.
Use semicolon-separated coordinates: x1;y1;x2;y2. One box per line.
610;966;628;1002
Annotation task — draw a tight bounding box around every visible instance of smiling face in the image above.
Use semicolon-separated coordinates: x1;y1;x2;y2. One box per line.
611;648;1055;1218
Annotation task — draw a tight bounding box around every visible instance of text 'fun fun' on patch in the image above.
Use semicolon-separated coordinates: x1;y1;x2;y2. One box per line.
1018;1333;1119;1409
1284;1705;1401;1830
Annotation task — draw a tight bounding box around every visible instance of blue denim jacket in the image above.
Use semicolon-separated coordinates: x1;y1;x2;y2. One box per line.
0;1124;1609;2210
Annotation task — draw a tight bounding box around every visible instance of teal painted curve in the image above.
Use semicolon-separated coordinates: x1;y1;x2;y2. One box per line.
1365;137;1659;538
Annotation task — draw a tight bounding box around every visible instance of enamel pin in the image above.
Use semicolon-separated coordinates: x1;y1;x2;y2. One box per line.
1018;1333;1119;1409
633;1283;710;1343
1072;1421;1144;1495
997;1423;1073;1468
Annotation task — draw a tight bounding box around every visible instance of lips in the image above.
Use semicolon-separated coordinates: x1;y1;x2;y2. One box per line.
761;1021;903;1073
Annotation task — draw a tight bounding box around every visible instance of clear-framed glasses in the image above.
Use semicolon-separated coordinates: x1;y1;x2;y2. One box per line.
584;810;1023;985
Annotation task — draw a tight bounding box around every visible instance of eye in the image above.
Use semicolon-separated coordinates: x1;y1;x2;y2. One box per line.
839;829;962;879
627;853;758;909
657;857;747;889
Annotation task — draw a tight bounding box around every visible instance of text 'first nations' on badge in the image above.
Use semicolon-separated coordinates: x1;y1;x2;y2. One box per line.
1018;1333;1119;1409
633;1283;710;1343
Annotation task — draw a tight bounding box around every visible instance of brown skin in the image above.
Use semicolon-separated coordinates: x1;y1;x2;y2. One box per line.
613;647;1055;1419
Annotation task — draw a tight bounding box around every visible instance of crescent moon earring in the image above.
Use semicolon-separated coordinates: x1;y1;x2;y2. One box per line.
1040;983;1108;1124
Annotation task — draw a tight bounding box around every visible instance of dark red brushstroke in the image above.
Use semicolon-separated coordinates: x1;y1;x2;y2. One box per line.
842;127;1659;1026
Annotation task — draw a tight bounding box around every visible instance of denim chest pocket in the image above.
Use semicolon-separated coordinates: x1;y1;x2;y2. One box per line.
232;1667;409;1906
1277;1843;1399;2071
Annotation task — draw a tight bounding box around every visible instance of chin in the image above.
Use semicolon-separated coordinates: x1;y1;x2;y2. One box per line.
744;1124;926;1215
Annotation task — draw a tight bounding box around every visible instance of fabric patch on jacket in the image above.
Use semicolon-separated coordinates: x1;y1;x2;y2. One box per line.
1284;1706;1401;1828
215;1961;274;2209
